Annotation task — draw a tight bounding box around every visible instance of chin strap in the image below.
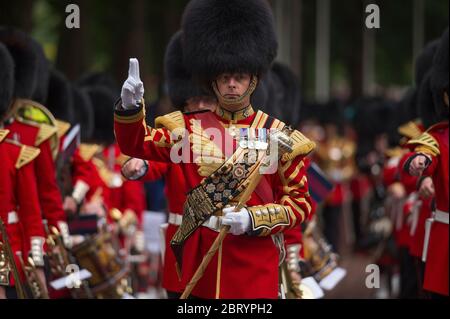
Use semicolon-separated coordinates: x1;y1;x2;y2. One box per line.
212;76;258;109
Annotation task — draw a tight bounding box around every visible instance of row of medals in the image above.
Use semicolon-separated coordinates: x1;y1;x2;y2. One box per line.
229;127;269;151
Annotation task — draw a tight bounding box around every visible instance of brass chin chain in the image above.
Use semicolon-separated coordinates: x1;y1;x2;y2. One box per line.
212;76;258;109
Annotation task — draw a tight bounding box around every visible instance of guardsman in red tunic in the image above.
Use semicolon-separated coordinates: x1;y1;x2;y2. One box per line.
120;30;217;298
0;44;46;298
114;0;314;299
404;29;448;297
0;130;47;299
0;28;70;245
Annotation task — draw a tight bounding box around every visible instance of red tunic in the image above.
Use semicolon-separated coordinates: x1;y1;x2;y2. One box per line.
406;121;449;296
140;162;186;293
6;118;67;229
114;106;313;299
0;131;45;285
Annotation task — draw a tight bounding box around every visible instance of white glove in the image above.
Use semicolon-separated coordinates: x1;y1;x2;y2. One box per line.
121;58;144;109
221;206;251;235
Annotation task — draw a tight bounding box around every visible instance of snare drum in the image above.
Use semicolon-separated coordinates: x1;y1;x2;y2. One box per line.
71;232;131;298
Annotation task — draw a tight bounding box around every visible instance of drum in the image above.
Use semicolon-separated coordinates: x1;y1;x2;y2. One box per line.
71;232;131;298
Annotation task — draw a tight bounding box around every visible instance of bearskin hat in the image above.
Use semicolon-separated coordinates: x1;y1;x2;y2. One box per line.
72;85;94;142
164;30;211;109
46;68;75;124
397;88;418;124
181;0;278;83
417;71;440;128
30;38;50;105
0;42;14;120
430;28;449;118
85;86;116;146
414;39;439;87
250;77;269;111
0;27;38;99
76;72;120;93
254;63;301;125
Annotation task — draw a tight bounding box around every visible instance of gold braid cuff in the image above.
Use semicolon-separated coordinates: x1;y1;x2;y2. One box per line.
247;204;291;237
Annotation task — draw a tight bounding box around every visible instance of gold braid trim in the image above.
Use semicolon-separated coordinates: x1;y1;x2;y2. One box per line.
55;119;71;138
155;110;186;135
79;144;100;162
398;121;423;139
247;204;291;236
0;129;9;143
114;105;146;124
407;132;440;156
35;123;58;146
15;144;41;169
282;130;316;162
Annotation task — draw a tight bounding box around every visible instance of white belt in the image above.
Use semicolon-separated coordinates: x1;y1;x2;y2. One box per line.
7;211;19;224
168;212;223;232
422;210;449;262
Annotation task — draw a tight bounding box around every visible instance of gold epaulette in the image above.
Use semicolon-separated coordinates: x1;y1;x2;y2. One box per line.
407;132;440;156
15;144;41;169
92;157;123;188
55;119;71;138
282;130;316;162
155;111;186;135
35;123;58;146
398;121;423;139
0;129;9;143
385;147;407;159
79;144;100;162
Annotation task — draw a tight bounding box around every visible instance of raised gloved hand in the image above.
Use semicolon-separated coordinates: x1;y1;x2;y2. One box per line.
221;206;251;235
121;58;144;109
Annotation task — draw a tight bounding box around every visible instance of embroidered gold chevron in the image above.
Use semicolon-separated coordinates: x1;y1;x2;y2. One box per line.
55;120;71;138
79;143;100;162
155;111;186;138
35;123;58;147
189;118;225;177
282;129;316;162
0;129;9;143
15;145;41;169
407;132;440;156
398;121;422;139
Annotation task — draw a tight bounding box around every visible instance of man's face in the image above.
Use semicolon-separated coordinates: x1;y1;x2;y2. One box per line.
216;73;251;99
185;96;217;112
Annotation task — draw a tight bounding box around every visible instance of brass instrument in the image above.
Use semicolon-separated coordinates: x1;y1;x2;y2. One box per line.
44;221;69;278
0;219;27;299
279;259;303;299
302;220;340;282
16;251;49;299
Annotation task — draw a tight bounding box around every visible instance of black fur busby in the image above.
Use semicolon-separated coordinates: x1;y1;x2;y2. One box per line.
72;86;94;142
417;71;440;128
414;39;439;87
164;30;211;109
250;77;269;111
251;62;301;125
0;42;14;119
76;72;120;94
181;0;278;82
430;28;449;118
270;62;301;125
46;69;75;124
30;39;50;105
85;86;116;146
397;88;418;124
0;27;38;99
